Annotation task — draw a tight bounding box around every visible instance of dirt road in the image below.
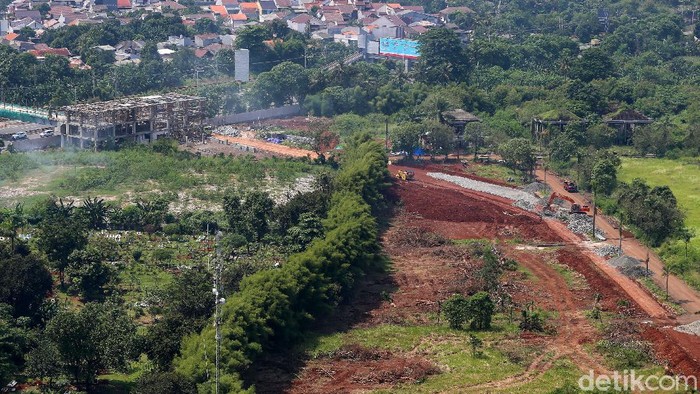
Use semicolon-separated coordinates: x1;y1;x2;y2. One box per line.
212;134;317;159
537;168;700;317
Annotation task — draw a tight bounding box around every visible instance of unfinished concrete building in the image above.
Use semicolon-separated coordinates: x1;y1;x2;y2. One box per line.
57;93;206;149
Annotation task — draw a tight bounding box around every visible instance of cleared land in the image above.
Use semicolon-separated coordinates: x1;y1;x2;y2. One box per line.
249;161;700;393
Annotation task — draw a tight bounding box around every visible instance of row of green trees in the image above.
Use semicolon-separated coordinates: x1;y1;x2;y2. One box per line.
174;134;388;392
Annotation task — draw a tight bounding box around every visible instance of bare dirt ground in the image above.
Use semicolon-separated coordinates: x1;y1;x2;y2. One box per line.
212;134;317;159
250;162;700;393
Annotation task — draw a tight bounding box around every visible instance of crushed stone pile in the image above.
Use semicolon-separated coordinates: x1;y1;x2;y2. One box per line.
674;320;700;336
607;255;642;268
594;245;622;257
607;255;649;278
567;214;606;239
522;181;551;195
427;172;539;205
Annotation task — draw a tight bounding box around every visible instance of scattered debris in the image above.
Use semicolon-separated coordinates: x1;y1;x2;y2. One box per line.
674;320;700;337
593;245;622;257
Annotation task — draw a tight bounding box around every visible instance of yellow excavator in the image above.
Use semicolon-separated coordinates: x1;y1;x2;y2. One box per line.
395;170;415;181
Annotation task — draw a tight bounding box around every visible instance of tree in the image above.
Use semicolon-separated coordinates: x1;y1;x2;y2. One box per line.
416;28;470;84
194;18;220;34
468;291;494;330
45;302;136;387
66;247;115;301
78;197;109;230
143;268;215;370
391;122;423;158
617;179;685;246
443;294;470;329
568;48;615;82
134;372;197;394
248;62;309;108
0;203;25;251
36;198;88;284
499;138;536;179
422;120;454;159
0;307;32;385
0;254;52;320
284;212;324;252
442;292;495;330
590;152;621;196
25;338;63;389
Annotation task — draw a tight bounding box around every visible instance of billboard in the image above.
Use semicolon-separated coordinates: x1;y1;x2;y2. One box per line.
234;49;249;82
379;38;420;59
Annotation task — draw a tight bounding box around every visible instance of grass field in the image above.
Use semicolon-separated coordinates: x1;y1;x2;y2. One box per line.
618;157;700;249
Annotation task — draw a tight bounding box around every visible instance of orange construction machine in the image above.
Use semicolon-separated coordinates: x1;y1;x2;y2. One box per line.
544;192;590;215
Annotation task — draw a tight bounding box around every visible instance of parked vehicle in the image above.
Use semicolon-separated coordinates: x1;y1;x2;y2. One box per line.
11;132;27;140
563;180;578;193
39;130;54;137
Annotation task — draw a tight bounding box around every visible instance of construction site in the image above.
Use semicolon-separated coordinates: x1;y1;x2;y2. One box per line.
251;159;700;393
56;93;206;149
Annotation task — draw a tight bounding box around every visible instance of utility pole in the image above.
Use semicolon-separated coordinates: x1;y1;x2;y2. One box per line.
618;218;623;254
591;190;596;239
385;117;389;152
213;230;224;394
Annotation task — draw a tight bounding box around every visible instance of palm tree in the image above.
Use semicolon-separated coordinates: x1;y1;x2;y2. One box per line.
80;197;109;230
0;203;25;251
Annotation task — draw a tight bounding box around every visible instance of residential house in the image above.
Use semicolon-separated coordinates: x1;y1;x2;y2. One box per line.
157;1;186;12
219;34;236;46
13;9;42;23
210;4;229;16
217;0;239;13
167;35;194;47
11;17;43;31
321;11;344;26
194;33;220;47
287;13;323;33
397;10;438;25
28;44;72;58
438;6;473;23
227;12;248;28
239;2;259;19
258;0;276;15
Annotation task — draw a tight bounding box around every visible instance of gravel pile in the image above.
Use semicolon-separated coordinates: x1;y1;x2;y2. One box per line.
607;255;649;278
618;266;651;278
427;172;539;205
674;320;700;336
567;214;605;239
594;245;622;257
607;255;642;268
522;181;551;195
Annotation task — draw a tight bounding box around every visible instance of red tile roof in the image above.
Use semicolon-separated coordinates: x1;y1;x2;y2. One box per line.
117;0;132;8
210;5;228;15
4;32;19;41
28;47;72;57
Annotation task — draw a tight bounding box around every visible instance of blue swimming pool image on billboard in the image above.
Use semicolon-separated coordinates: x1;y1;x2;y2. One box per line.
379;38;420;59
